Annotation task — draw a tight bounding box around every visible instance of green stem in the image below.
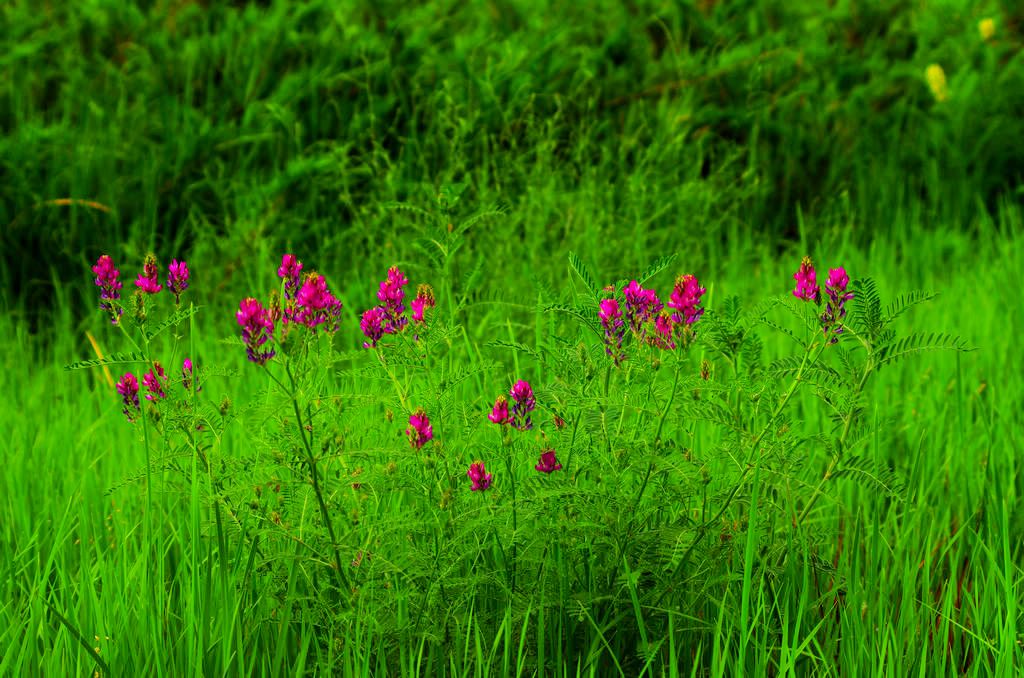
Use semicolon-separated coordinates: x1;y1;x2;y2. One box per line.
652;339;824;608
282;361;349;594
796;353;874;524
378;351;411;413
503;437;518;595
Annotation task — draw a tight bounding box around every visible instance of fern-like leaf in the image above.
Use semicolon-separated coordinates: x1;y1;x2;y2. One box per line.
832;455;905;500
144;304;200;341
64;351;149;371
882;290;937;325
638;254;677;286
874;332;972;371
568;252;601;301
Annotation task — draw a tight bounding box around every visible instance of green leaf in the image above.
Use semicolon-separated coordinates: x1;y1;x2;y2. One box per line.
64;352;149;371
882;290;937;325
832;455;905;499
144;304;200;341
486;339;543;361
568;251;600;301
638;253;677;286
382;201;443;225
874;332;973;371
543;303;602;337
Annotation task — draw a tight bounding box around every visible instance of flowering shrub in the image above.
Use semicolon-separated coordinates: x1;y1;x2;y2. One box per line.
68;235;970;667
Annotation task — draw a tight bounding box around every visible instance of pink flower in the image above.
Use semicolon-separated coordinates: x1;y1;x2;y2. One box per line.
406;409;433;449
411;284;436;323
650;313;676;350
167;259;190;304
534;449;563;473
792;257;819;303
277;254;304;300
236;297;276;365
623;280;663;334
821;267;854;343
667;274;706;326
142;362;167;401
181;358;200;392
488;396;511;425
509;380;535;431
377;267;409;333
116;373;140;422
135;255;163;294
826;267;850;291
467;461;493;492
360;307;387;348
293;273;343;332
92;255;123;322
599;298;626;364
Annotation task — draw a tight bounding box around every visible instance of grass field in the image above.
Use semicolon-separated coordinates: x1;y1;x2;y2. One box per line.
2;1;1023;675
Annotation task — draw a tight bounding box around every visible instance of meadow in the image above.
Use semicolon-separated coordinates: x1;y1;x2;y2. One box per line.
1;1;1023;675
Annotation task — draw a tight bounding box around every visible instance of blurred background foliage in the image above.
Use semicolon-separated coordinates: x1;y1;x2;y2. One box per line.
1;0;1021;324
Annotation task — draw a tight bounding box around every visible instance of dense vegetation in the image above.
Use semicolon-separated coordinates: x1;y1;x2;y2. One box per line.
1;1;1022;675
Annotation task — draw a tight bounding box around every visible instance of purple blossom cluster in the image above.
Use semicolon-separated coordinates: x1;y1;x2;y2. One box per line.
406;409;434;449
599;299;626;365
92;253;191;321
792;257;854;342
91;255;123;322
142;362;167;401
360;267;435;348
467;461;493;492
231;254;349;366
115;358;196;423
237;298;276;365
489;379;536;431
292;273;344;332
534;449;563;474
598;273;706;363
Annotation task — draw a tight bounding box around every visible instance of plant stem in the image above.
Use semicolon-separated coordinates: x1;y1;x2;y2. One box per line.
503;437;518;595
282;361;349;594
652;338;824;607
378;350;411;413
796;352;874;524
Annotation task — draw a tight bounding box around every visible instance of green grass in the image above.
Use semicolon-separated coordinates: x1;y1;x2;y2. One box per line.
2;1;1023;675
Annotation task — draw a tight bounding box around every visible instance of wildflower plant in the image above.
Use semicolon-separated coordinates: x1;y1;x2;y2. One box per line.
67;201;970;670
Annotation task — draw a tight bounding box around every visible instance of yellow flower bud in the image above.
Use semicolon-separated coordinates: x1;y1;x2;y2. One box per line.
978;18;995;41
925;64;948;102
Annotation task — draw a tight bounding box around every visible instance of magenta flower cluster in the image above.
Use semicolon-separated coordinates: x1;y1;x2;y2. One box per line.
360;267;435;348
668;274;706;326
136;255;163;294
181;358;200;392
167;260;190;305
233;254;347;365
237;298;276;365
91;255;124;323
142;362;167;401
599;299;626;364
792;257;854;342
116;373;140;422
272;254;344;332
489;379;536;431
92;253;191;321
598;273;706;363
406;409;434;449
277;254;303;300
474;378;564;490
115;358;195;423
467;461;493;492
534;449;563;474
292;273;344;331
